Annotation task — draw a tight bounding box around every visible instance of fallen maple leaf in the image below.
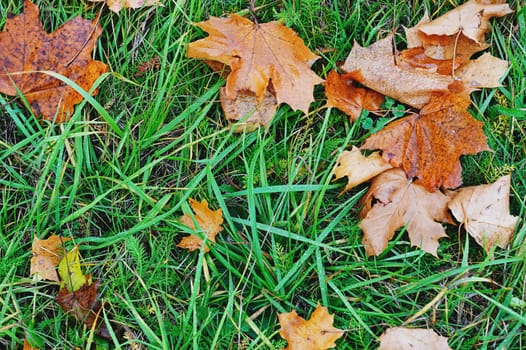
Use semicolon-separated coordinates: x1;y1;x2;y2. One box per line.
187;14;323;125
359;168;453;256
23;339;39;350
361;86;490;191
30;234;71;282
177;198;223;253
0;1;107;122
456;52;509;89
416;0;512;44
324;70;384;121
332;146;393;194
448;174;518;253
341;35;453;109
89;0;162;14
278;304;344;350
378;327;451;350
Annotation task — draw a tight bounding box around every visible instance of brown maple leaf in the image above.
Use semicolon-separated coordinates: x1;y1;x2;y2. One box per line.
23;339;39;350
361;86;491;191
448;174;518;253
359;169;453;256
278;303;344;350
332;146;393;194
341;35;453;109
0;1;108;122
89;0;162;14
56;280;108;338
324;70;384;121
177;198;223;253
186;14;323;118
416;0;512;44
30;234;71;282
378;327;451;350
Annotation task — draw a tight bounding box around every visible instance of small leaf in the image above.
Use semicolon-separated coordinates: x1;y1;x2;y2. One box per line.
278;303;344;350
332;146;393;194
177;198;223;253
89;0;162;14
58;246;90;292
30;234;71;282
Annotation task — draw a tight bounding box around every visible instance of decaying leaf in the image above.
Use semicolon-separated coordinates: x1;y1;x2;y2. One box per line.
456;53;509;89
324;70;384;121
30;234;71;282
23;339;39;350
278;304;344;350
448;175;518;253
359;169;453;256
333;146;393;193
0;1;108;122
56;280;107;337
220;87;278;132
378;327;451;350
58;246;91;292
361;86;490;191
177;198;223;253
416;0;513;44
341;35;453;109
187;14;323;128
89;0;162;14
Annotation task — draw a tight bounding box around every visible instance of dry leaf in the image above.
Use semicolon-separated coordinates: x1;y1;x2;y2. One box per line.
417;0;512;44
404;11;430;48
332;146;393;193
456;52;509;88
324;70;384;121
341;35;453;109
359;169;453;256
89;0;162;14
361;87;490;191
0;1;108;122
378;327;451;350
177;198;223;253
278;304;344;350
220;87;278;132
187;14;324;117
30;234;71;282
448;175;518;253
56;280;108;338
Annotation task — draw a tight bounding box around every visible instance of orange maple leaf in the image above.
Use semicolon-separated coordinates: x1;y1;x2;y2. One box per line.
359;169;453;256
177;198;223;253
278;304;344;350
361;86;490;191
0;1;108;122
186;14;323;119
30;234;71;282
324;70;384;121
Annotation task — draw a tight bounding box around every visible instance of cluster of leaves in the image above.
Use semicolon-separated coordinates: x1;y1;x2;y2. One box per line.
0;0;520;349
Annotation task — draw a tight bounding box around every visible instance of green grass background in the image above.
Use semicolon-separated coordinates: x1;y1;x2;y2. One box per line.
0;0;525;349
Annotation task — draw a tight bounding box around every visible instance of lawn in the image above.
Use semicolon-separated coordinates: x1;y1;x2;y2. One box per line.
0;0;525;349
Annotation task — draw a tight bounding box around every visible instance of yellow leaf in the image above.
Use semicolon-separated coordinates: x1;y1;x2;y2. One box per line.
58;246;90;292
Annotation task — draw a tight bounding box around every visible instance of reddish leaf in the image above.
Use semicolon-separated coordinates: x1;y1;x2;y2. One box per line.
89;0;162;14
361;87;490;191
0;1;107;122
324;70;384;121
56;281;108;337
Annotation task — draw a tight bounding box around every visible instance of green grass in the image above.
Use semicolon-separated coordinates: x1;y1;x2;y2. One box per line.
1;0;525;349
